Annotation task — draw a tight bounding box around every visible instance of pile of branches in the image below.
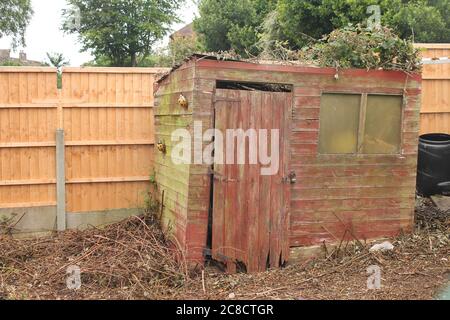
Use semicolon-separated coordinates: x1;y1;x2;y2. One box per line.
248;24;422;73
0;215;190;300
301;24;422;73
198;199;449;300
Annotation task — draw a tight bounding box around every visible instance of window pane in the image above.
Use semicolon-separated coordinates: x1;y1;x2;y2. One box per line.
319;94;361;154
363;95;402;154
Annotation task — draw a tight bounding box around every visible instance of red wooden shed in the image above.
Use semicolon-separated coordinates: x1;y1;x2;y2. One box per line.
154;55;422;273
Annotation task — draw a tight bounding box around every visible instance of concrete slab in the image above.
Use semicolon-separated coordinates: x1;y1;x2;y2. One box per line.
0;206;57;234
67;208;142;230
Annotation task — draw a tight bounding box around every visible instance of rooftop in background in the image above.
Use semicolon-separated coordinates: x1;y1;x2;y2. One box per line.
170;22;196;41
0;49;44;66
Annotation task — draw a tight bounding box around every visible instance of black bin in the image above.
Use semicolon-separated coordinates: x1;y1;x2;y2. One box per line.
417;133;450;196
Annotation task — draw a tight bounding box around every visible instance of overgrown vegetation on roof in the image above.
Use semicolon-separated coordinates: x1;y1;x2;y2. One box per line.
190;25;422;73
298;25;422;72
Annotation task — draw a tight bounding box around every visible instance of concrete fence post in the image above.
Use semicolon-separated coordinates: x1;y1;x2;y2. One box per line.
56;129;66;231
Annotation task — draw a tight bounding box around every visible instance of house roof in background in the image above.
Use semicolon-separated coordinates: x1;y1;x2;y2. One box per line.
170;22;195;40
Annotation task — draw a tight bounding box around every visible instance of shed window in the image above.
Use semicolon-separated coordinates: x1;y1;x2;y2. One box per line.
319;94;361;154
319;93;403;155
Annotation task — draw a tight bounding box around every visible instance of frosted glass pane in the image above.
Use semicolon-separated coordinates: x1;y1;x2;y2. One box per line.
319;94;361;154
363;95;402;154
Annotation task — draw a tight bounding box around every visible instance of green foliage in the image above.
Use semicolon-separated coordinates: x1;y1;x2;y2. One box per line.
143;173;160;220
0;60;23;66
0;0;33;48
301;24;422;72
84;36;202;68
274;0;449;48
385;0;450;42
46;52;70;70
196;0;449;55
194;0;277;56
62;0;184;67
46;53;69;89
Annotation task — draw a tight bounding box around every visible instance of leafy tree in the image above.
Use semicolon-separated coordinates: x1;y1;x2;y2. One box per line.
196;0;449;54
46;52;70;89
82;36;200;68
62;0;184;67
46;52;70;70
385;0;449;42
194;0;277;56
0;0;33;48
274;0;450;49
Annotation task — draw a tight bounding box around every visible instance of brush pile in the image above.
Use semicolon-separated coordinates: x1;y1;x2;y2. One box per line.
0;215;189;300
0;198;448;300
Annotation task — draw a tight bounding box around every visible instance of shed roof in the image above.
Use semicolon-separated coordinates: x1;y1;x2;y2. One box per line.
157;53;422;84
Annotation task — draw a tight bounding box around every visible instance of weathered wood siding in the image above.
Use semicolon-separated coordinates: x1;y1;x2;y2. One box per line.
155;58;421;262
154;61;197;251
289;70;420;246
415;44;450;134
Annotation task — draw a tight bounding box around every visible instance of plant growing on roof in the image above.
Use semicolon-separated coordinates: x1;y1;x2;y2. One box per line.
300;24;422;73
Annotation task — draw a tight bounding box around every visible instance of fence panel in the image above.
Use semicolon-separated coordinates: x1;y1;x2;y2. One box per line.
0;67;167;234
415;44;450;134
0;68;58;209
61;67;164;216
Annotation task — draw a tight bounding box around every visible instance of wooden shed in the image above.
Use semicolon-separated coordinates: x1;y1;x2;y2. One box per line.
154;55;422;272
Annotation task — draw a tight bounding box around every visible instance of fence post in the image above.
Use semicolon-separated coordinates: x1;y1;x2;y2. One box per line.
56;129;66;231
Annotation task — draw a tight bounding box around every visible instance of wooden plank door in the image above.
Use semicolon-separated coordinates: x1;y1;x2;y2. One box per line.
212;89;292;273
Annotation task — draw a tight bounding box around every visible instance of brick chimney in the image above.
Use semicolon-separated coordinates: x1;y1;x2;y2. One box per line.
19;51;27;62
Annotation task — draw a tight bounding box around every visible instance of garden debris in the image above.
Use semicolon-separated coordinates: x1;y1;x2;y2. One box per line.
0;198;448;300
369;241;395;253
0;215;190;300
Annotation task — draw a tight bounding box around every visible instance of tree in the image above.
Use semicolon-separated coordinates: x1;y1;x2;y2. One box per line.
385;0;449;42
194;0;277;56
46;52;70;70
274;0;449;49
62;0;184;67
0;0;33;48
196;0;449;55
46;52;70;89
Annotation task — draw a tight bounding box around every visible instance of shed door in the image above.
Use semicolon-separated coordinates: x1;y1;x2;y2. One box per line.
212;89;292;273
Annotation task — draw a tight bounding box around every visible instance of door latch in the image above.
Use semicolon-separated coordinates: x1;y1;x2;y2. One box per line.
283;172;297;184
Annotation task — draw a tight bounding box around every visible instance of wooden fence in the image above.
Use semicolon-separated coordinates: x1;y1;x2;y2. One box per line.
0;67;168;235
415;43;450;134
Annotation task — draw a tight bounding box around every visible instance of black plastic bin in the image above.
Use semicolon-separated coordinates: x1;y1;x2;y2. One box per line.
417;133;450;196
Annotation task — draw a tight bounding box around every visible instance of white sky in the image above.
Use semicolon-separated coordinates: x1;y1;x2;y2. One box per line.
0;0;198;66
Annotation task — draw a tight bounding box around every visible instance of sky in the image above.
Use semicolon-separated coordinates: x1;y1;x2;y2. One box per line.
0;0;198;66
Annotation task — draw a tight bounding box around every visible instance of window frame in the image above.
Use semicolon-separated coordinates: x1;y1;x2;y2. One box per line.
318;91;405;156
